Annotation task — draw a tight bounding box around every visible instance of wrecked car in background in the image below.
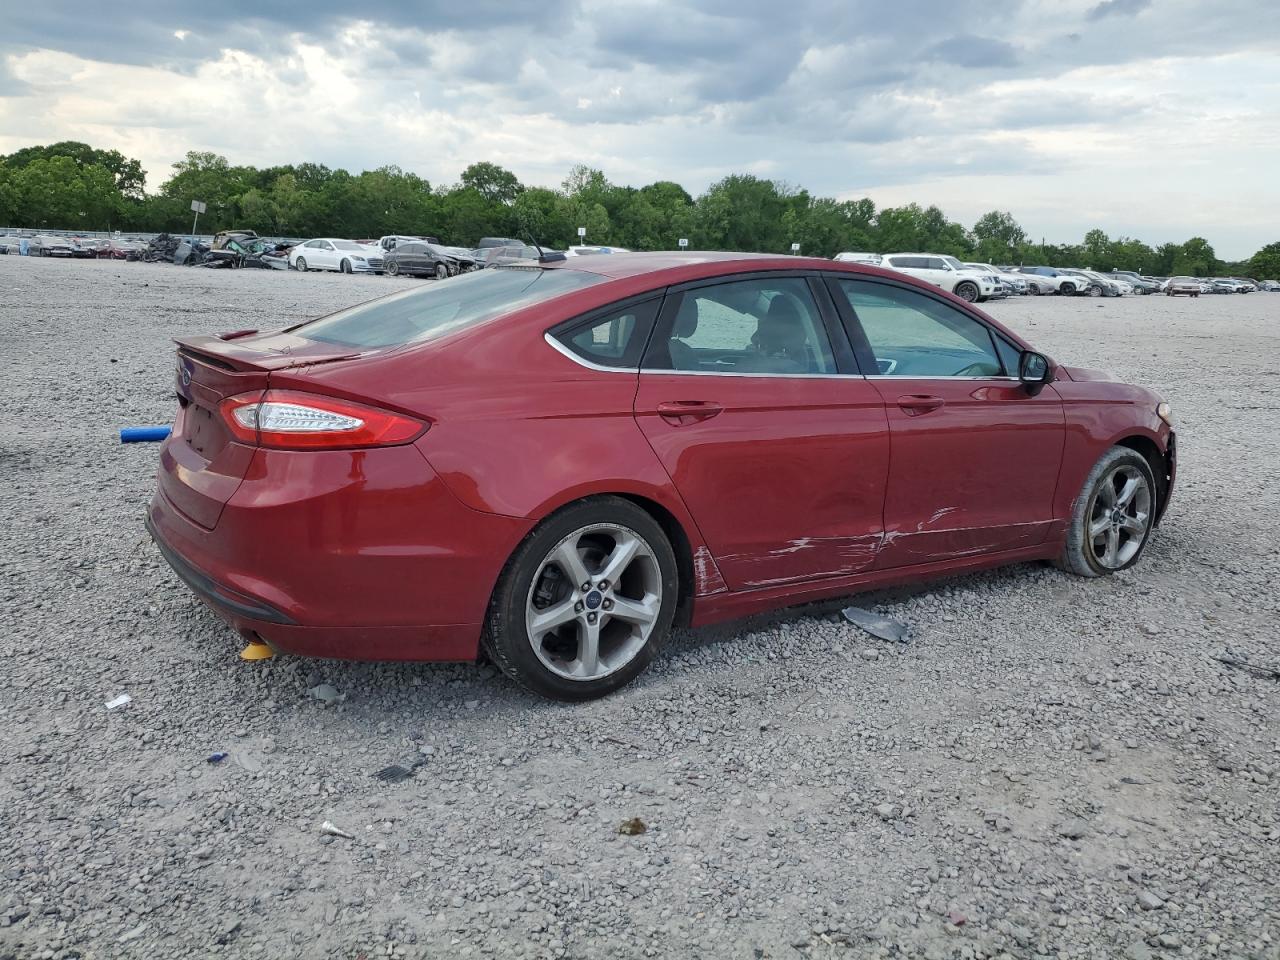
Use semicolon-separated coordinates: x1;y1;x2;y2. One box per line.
28;235;76;257
384;240;478;278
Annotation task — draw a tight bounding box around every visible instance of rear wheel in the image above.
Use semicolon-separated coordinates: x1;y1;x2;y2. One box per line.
483;497;679;701
1056;447;1157;578
295;257;307;272
955;281;979;302
435;262;449;280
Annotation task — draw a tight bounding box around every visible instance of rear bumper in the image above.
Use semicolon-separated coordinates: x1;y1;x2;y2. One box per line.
147;443;533;661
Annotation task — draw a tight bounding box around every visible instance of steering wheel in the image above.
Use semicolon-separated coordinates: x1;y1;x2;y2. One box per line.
953;362;994;377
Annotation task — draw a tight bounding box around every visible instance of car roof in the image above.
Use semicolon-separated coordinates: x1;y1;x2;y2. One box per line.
535;250;821;280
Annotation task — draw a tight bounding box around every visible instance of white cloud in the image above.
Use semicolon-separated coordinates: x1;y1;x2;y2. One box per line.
0;1;1277;257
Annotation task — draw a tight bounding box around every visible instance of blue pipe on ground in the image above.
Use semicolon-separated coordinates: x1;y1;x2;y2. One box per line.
120;426;171;443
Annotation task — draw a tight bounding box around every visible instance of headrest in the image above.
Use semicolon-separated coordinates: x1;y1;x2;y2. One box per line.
674;297;699;338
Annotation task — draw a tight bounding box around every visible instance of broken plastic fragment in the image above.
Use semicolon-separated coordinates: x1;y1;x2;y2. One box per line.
105;694;132;710
319;820;355;840
841;606;911;644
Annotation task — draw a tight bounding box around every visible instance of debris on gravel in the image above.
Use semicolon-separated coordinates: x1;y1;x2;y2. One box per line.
1;258;1278;959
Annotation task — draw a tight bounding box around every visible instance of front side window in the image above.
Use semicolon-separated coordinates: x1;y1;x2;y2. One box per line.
295;267;605;348
554;299;660;368
644;277;836;375
837;279;1004;378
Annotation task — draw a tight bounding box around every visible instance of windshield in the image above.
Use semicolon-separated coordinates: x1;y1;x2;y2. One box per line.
332;240;365;251
295;267;605;348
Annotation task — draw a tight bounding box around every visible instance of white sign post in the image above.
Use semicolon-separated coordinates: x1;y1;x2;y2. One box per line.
577;226;586;243
790;242;800;253
190;200;207;243
678;238;689;249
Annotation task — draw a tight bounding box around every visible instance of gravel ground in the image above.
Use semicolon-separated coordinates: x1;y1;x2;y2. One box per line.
2;257;1278;960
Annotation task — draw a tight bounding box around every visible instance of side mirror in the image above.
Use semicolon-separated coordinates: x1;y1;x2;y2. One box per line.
1019;351;1052;394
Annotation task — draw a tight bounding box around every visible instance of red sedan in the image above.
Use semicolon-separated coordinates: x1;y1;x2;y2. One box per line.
148;253;1175;700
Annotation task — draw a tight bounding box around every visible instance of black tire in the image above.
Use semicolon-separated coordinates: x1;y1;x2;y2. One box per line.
386;260;400;277
295;257;307;272
1060;282;1076;296
483;496;680;701
1055;447;1158;578
1029;284;1041;296
340;259;352;274
954;281;978;302
435;262;449;280
1088;284;1103;297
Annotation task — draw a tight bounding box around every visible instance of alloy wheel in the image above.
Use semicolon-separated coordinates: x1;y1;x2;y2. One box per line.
295;257;307;272
524;523;662;682
1087;465;1152;570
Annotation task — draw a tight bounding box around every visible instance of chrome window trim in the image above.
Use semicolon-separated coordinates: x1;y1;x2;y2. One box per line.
544;333;863;379
544;332;637;374
864;375;1022;381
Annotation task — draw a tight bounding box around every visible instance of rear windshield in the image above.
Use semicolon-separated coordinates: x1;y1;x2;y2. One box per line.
294;267;605;348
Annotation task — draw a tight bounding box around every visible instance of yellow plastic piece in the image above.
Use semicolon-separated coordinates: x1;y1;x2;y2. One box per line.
239;640;275;662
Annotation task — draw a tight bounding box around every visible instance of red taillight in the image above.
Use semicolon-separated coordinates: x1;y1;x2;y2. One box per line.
220;390;426;449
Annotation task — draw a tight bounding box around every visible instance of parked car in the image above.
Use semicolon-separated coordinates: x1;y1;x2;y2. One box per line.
29;235;75;257
1260;280;1279;291
290;238;385;274
148;252;1175;700
1015;267;1086;295
1109;271;1160;295
1058;269;1121;297
565;245;631;256
965;262;1029;295
480;245;544;268
1206;279;1237;295
477;237;524;250
96;238;147;261
879;253;1001;302
384;241;478;278
834;252;883;265
378;235;440;253
1164;277;1202;297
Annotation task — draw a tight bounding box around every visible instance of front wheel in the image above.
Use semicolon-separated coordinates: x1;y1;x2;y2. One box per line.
1029;284;1041;296
295;257;307;272
1056;447;1157;578
340;259;352;274
954;281;978;302
1088;284;1103;297
386;260;400;277
1060;282;1076;296
483;497;679;701
435;262;449;280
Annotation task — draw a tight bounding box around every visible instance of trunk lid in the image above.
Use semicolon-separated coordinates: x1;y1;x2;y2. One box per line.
159;333;362;529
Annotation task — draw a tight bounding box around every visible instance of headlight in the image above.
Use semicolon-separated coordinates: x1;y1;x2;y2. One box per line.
352;256;366;262
1157;402;1173;425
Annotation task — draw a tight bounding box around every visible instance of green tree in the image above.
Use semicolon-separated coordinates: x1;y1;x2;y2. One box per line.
1247;242;1280;279
1172;237;1217;277
972;211;1028;264
460;162;523;205
11;156;123;229
4;140;146;198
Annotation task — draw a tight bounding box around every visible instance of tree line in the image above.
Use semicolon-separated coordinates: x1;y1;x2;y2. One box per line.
2;140;1277;278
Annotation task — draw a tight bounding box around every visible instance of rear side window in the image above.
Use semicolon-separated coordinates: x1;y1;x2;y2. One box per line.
644;277;837;374
553;299;660;368
295;268;605;348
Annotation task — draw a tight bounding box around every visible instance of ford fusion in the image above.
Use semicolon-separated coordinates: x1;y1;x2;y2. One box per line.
148;253;1175;700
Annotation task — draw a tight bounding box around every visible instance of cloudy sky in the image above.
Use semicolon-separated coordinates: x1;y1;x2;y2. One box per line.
2;0;1276;257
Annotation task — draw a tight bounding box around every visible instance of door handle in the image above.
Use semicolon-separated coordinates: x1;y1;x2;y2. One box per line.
896;394;945;416
657;400;723;425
